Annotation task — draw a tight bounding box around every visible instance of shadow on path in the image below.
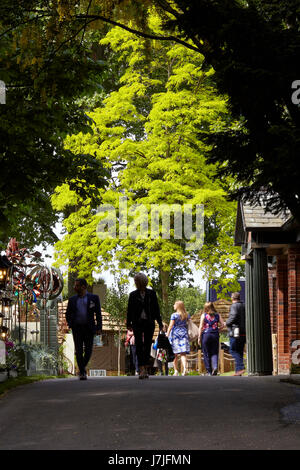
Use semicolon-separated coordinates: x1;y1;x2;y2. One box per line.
0;375;299;450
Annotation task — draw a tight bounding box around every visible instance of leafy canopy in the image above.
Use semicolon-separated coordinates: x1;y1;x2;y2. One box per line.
53;13;244;309
0;0;109;247
34;0;300;218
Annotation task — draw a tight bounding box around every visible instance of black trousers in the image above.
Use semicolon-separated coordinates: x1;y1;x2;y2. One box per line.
72;325;94;375
133;320;155;367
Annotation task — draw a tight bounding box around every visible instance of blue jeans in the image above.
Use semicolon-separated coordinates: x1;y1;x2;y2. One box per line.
202;332;219;374
229;336;246;372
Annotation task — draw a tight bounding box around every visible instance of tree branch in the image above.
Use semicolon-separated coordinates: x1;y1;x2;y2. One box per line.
30;18;96;83
79;0;93;47
154;0;182;19
0;13;51;40
75;13;204;54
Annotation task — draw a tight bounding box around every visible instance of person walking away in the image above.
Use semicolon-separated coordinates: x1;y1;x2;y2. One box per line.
66;278;102;380
166;301;190;376
199;302;226;376
127;273;163;379
226;292;246;376
125;328;139;375
155;323;171;376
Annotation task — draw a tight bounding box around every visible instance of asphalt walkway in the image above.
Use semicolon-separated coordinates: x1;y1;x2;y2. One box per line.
0;375;300;450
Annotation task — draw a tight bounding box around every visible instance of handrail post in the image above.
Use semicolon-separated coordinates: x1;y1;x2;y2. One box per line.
198;349;202;374
220;348;224;374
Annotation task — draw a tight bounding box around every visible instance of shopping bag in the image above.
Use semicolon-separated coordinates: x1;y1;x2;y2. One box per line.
187;319;199;342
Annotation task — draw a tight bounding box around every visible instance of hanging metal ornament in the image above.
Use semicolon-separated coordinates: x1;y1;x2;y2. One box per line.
48;267;64;300
5;239;45;344
27;265;63;300
28;265;52;346
27;265;64;347
28;266;52;299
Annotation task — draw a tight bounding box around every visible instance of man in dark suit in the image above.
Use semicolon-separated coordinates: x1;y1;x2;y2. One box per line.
66;278;102;380
226;292;246;376
127;273;163;379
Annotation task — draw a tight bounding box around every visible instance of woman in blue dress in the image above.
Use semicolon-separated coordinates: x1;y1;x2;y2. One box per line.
166;300;190;376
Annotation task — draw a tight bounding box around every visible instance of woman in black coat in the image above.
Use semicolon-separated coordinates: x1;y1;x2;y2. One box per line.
127;273;163;379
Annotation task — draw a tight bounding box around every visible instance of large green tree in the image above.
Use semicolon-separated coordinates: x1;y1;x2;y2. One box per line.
3;0;298;249
30;0;299;219
167;285;206;318
53;14;244;315
0;0;109;247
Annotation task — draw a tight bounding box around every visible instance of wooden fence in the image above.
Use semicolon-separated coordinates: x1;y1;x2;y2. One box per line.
184;346;236;374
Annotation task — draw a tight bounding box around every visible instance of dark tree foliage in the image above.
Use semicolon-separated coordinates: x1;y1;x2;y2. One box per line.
0;0;109;248
162;0;300;218
2;0;300;251
52;0;300;218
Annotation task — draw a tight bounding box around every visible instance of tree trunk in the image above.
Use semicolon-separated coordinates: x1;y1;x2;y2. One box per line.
64;206;81;298
160;269;170;320
67;257;80;298
118;328;121;377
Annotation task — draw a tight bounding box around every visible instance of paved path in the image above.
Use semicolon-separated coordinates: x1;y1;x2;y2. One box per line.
0;375;300;450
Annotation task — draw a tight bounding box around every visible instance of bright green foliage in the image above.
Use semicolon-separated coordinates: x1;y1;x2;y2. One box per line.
53;13;244;308
71;0;300;218
103;277;129;329
167;285;206;318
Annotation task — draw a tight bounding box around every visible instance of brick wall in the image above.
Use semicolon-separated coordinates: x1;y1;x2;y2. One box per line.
269;247;300;374
268;267;277;334
276;255;290;374
288;248;300;344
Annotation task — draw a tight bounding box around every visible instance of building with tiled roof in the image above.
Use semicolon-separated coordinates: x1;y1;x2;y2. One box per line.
235;197;300;375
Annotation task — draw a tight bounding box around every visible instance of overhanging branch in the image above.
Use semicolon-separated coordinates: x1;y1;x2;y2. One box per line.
75;13;204;54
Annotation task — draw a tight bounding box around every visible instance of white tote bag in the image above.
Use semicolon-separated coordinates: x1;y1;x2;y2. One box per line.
187;319;199;342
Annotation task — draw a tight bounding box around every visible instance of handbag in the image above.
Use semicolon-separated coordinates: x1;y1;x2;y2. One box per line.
233;326;240;338
229;325;240;338
158;332;174;361
157;332;170;349
187;319;199;342
150;344;157;359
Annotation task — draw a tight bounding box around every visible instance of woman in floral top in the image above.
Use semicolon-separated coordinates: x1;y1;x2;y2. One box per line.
199;302;226;376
